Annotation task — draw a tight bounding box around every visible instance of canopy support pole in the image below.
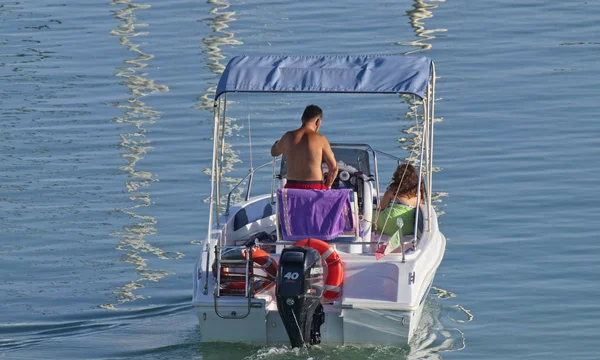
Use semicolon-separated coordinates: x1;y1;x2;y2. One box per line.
216;94;228;229
428;63;436;232
208;99;221;242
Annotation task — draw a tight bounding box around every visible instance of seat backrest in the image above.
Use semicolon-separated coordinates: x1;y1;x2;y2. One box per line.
232;203;275;231
277;188;357;241
233;208;249;231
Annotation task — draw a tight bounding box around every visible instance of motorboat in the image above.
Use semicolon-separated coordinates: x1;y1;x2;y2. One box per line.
192;54;446;347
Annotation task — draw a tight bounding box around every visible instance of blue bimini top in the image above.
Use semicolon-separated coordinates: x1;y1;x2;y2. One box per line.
215;54;432;100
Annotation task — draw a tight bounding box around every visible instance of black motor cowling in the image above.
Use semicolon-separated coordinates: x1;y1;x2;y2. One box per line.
276;246;325;348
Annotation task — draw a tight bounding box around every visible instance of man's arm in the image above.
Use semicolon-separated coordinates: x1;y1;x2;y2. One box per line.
270;133;287;157
322;138;338;189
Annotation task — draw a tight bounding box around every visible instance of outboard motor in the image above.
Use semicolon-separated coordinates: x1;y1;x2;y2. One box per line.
276;246;325;347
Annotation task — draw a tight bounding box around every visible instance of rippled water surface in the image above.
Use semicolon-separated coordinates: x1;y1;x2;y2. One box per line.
2;0;600;359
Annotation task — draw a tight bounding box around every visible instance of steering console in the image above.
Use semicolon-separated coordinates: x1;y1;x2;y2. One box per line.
324;165;369;215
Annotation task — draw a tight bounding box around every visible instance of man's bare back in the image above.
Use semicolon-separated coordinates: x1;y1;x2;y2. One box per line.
270;105;338;189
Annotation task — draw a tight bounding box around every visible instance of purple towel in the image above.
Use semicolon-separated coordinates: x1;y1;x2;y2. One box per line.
277;188;355;241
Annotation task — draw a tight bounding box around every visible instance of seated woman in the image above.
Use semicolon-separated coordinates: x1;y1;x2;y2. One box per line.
376;163;424;236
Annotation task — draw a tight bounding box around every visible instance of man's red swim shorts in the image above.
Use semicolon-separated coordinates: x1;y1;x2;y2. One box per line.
284;179;328;190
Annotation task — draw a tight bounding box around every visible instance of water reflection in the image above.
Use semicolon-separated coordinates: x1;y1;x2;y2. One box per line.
398;97;448;215
395;0;448;215
396;0;447;55
197;0;244;205
406;288;473;358
104;0;182;308
395;2;464;358
407;299;469;359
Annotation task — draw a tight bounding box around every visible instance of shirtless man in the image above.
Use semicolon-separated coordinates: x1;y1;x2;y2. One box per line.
270;105;338;190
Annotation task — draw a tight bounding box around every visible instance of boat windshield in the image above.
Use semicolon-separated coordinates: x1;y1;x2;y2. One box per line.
279;147;372;178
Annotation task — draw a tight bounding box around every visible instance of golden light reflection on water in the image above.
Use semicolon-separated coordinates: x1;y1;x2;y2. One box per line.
394;4;464;357
396;0;448;55
398;98;447;216
101;0;182;309
198;0;244;206
396;0;448;215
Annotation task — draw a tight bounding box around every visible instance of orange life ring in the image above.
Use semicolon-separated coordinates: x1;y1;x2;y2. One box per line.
214;248;278;293
294;238;344;299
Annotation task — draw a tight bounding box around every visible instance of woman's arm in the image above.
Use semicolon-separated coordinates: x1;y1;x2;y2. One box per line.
377;189;392;211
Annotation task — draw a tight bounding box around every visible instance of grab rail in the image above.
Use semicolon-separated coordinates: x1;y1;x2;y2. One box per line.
327;144;408;207
255;239;414;259
225;159;278;215
223;145;428;247
213;245;253;319
373;149;403;162
256;239;414;247
225;145;407;216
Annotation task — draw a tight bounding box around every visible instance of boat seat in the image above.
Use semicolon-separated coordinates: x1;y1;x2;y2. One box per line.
233;208;249;231
262;203;274;218
232;203;276;232
276;188;359;241
417;207;424;235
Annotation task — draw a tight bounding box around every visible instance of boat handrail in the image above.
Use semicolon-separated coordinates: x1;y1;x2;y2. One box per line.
329;143;373;151
254;239;414;260
223;144;403;215
327;144;406;208
373;149;403;162
329;143;403;163
255;240;411;246
225;158;279;216
213;244;254;319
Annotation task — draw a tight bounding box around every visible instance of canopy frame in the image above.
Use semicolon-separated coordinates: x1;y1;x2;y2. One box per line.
206;55;437;244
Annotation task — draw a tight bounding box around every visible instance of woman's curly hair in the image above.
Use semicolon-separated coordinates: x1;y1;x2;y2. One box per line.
387;163;425;199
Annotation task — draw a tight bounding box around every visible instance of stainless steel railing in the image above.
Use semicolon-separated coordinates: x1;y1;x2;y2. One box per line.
224;158;279;216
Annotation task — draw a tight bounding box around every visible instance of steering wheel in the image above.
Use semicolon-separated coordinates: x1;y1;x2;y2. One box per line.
322;170;357;192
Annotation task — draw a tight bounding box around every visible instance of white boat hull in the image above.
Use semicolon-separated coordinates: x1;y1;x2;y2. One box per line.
192;194;445;346
198;53;445;348
193;300;427;346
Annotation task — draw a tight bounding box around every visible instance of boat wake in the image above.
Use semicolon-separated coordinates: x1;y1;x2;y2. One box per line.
0;302;192;353
233;291;471;360
242;344;409;360
407;295;471;360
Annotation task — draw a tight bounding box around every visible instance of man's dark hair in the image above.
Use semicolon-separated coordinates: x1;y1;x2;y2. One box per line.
301;104;323;123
